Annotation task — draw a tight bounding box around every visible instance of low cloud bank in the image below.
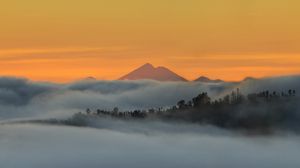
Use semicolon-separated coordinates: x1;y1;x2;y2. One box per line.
1;123;300;168
0;76;299;120
0;76;300;168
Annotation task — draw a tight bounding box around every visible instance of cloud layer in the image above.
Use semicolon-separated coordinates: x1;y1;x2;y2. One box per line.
0;76;300;168
1;123;300;168
0;76;299;120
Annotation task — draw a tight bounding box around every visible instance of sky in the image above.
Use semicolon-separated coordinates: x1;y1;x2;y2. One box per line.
0;0;299;82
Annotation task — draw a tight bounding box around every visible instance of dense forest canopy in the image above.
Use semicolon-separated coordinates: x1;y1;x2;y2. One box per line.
59;89;299;134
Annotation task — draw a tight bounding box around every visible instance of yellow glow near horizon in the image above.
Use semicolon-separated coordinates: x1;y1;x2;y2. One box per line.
0;0;300;82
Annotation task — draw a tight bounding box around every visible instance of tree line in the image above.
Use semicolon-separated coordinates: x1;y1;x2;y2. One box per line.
73;88;298;133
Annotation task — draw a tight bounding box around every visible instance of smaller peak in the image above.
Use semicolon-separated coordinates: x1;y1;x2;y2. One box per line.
194;76;223;83
197;76;210;80
84;76;96;80
194;76;210;81
243;76;256;81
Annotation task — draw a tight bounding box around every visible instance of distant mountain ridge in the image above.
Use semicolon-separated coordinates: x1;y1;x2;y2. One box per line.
119;63;259;82
119;63;187;81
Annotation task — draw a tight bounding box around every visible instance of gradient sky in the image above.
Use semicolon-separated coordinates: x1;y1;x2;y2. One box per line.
0;0;300;82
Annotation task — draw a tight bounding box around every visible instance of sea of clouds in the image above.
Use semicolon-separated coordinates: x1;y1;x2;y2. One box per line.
0;75;299;120
0;75;300;168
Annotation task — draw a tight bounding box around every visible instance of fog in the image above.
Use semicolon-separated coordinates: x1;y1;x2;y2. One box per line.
0;75;299;120
0;76;300;168
1;123;300;168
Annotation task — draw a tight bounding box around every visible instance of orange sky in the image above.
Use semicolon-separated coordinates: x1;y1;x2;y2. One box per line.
0;0;300;82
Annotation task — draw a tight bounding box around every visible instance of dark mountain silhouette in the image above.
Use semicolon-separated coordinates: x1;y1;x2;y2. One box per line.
119;63;187;81
194;76;223;83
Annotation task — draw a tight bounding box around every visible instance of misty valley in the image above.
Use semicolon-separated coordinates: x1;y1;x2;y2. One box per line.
1;76;300;168
22;88;299;135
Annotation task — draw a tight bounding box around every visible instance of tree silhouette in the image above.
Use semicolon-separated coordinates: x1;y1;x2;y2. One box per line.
177;100;186;109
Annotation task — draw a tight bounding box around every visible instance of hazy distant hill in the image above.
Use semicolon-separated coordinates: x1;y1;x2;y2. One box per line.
194;76;223;83
119;63;187;81
242;76;257;81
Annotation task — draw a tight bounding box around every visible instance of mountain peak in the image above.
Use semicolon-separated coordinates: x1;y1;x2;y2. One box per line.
243;76;256;81
196;76;210;81
194;76;223;83
119;63;187;82
141;63;154;68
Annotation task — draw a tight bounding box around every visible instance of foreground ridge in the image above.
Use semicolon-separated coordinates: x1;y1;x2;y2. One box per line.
59;89;298;134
